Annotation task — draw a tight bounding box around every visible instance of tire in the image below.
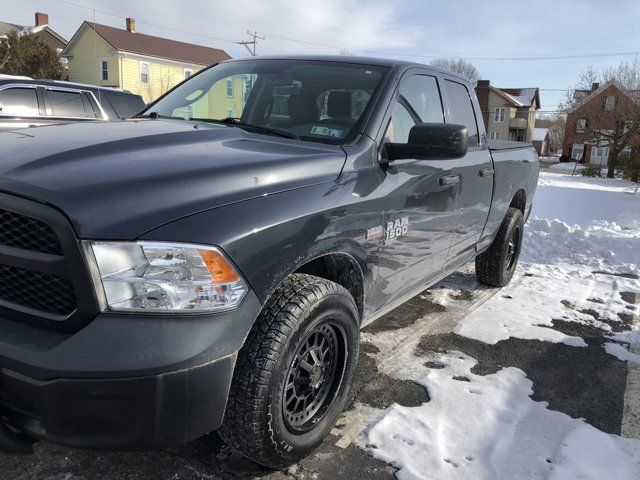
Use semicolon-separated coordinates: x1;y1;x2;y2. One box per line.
219;273;360;469
475;207;524;287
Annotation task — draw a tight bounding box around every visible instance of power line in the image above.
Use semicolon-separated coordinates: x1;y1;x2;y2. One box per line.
259;31;640;62
53;0;241;45
52;0;640;63
236;31;264;56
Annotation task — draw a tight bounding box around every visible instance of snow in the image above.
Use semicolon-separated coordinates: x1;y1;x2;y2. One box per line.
359;171;640;479
533;127;549;142
361;353;640;480
455;172;639;346
604;342;640;363
549;162;585;171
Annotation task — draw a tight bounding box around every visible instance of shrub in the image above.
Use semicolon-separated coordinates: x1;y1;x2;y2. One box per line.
581;166;602;178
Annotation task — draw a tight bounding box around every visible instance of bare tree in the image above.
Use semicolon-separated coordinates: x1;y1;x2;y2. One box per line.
537;114;566;152
430;58;480;84
561;58;640;111
562;59;640;179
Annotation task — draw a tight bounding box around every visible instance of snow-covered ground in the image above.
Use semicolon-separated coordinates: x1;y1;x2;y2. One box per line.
548;161;585;172
357;172;640;479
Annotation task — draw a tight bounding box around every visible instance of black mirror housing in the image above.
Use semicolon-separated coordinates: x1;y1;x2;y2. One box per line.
382;123;468;162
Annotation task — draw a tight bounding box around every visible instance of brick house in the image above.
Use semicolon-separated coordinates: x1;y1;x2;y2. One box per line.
475;80;540;142
562;80;639;165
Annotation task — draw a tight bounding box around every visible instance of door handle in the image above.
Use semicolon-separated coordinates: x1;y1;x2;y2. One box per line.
479;167;494;177
438;174;460;186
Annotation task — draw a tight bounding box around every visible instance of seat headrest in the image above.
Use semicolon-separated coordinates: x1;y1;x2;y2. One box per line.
327;91;352;118
287;95;318;124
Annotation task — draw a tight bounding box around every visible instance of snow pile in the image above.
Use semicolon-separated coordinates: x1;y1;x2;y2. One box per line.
362;353;640;480
549;162;585;171
522;218;639;273
526;172;640;273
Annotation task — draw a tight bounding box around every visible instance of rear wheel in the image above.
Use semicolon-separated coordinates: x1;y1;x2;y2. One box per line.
219;274;359;469
475;207;524;287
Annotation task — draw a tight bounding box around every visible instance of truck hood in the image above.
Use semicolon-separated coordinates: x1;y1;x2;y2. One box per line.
0;119;346;239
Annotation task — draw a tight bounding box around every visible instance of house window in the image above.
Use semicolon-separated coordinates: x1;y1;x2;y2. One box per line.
489;132;500;140
571;143;585;160
575;118;587;133
226;78;234;97
604;96;616;111
620;145;632;161
184;68;193;79
100;59;108;81
140;61;150;84
226;107;234;118
493;107;505;123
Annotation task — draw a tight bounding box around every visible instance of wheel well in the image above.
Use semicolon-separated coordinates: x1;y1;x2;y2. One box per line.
510;189;526;214
295;253;364;318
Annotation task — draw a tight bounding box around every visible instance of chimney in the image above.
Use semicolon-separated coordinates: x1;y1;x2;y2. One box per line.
591;82;600;92
476;80;490;88
126;17;136;33
35;12;49;26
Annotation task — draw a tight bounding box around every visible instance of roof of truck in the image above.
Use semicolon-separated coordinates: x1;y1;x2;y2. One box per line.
222;55;471;82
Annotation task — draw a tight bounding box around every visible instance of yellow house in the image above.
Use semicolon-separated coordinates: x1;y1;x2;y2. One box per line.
61;18;231;104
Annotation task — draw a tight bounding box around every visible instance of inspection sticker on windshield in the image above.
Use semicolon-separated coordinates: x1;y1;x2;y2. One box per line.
310;126;343;138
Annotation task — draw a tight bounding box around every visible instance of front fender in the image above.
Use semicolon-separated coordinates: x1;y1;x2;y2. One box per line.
140;182;381;309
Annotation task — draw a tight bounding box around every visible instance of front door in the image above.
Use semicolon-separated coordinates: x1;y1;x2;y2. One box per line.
373;73;458;311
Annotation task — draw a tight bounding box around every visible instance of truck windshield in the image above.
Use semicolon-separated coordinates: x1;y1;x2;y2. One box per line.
142;59;389;144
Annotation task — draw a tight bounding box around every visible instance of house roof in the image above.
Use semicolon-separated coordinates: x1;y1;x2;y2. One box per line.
502;88;540;108
64;21;230;66
568;79;640;113
532;127;548;142
0;21;25;37
0;20;67;49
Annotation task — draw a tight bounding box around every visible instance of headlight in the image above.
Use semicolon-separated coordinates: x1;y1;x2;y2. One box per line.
85;241;248;312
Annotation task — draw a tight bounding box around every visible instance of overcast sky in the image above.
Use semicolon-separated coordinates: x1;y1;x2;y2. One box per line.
5;0;640;112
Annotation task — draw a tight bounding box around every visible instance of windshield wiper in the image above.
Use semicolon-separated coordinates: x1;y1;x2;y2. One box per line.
198;117;300;140
134;111;185;120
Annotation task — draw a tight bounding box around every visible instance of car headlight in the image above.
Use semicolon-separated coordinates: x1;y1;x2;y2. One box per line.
84;241;248;312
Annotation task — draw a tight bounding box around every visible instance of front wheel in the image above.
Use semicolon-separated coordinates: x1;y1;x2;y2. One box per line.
475;207;524;287
219;274;360;469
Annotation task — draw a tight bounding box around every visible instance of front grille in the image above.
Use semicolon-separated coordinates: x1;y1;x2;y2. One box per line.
0;193;99;331
0;208;63;255
0;264;76;315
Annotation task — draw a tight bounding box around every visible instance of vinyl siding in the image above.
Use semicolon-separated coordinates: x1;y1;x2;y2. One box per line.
121;58;200;103
65;25;120;87
170;75;245;119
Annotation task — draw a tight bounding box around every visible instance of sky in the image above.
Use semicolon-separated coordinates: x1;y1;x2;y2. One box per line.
4;0;640;113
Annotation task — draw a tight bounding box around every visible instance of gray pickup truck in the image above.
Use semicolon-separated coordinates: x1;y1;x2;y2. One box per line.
0;55;538;468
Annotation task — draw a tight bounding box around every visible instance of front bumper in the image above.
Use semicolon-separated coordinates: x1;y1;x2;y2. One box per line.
0;291;261;450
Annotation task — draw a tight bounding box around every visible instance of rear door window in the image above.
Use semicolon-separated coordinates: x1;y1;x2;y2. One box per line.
47;89;89;118
0;87;40;116
444;80;479;146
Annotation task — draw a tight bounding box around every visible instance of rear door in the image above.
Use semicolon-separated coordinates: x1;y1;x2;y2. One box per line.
372;71;459;311
441;78;493;268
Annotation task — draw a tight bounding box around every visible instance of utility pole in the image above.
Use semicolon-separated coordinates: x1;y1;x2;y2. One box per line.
237;31;265;56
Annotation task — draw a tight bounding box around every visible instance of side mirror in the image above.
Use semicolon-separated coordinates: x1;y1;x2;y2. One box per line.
382;123;468;162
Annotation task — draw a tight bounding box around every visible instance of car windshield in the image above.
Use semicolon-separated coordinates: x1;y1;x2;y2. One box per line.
142;59;389;144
